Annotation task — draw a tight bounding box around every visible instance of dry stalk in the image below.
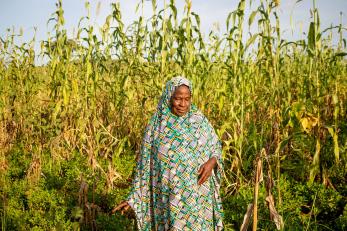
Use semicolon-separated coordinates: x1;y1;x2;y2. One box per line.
252;156;263;231
106;163;122;191
26;154;42;184
240;203;254;231
78;176;100;230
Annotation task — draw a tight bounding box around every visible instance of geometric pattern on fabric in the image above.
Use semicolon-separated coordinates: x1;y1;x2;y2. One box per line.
127;76;223;230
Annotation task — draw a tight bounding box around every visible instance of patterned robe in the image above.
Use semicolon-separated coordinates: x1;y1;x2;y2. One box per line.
127;77;223;230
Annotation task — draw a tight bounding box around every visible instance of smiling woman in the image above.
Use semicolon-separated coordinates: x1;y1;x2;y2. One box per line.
114;76;223;230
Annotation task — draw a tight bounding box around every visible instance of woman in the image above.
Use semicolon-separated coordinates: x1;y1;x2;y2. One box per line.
115;76;223;230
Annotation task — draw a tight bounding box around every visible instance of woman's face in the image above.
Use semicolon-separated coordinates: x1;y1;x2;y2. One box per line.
171;85;191;116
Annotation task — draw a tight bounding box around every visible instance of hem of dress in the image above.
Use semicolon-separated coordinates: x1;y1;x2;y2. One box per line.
127;199;141;230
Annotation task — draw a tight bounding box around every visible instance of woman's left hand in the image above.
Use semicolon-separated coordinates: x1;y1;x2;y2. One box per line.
198;157;217;185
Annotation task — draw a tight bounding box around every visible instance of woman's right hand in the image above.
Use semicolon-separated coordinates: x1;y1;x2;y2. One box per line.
112;201;131;215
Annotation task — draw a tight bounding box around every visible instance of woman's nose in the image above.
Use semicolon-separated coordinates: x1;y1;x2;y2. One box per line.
177;100;182;106
180;100;186;107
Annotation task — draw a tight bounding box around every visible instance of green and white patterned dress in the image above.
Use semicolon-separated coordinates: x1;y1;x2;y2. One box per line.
127;77;223;230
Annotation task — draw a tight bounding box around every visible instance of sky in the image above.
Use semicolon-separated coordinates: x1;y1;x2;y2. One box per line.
0;0;346;48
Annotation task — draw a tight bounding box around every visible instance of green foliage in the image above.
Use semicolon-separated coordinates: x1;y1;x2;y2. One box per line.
280;177;345;230
222;185;254;230
222;177;346;230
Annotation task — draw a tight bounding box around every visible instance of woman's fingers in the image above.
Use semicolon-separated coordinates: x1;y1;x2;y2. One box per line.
198;174;206;185
125;204;130;212
112;201;129;214
198;164;204;174
121;204;130;215
198;174;204;185
198;168;211;185
197;165;205;184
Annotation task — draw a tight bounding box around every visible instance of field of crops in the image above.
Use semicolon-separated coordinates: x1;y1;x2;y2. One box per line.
1;0;346;230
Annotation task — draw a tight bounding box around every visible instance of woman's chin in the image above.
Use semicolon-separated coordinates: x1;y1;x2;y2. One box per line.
174;110;188;116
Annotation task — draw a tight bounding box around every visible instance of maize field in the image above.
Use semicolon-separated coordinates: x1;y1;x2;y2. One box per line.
0;0;346;230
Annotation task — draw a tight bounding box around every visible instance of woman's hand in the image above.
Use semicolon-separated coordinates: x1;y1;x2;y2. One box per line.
112;201;131;215
198;157;217;185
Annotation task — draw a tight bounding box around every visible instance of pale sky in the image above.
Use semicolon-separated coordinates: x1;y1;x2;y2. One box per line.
1;0;346;48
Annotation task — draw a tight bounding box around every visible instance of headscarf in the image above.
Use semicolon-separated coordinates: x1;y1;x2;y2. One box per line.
157;76;193;112
127;76;223;230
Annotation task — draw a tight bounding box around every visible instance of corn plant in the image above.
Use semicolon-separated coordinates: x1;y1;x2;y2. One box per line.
0;0;346;230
